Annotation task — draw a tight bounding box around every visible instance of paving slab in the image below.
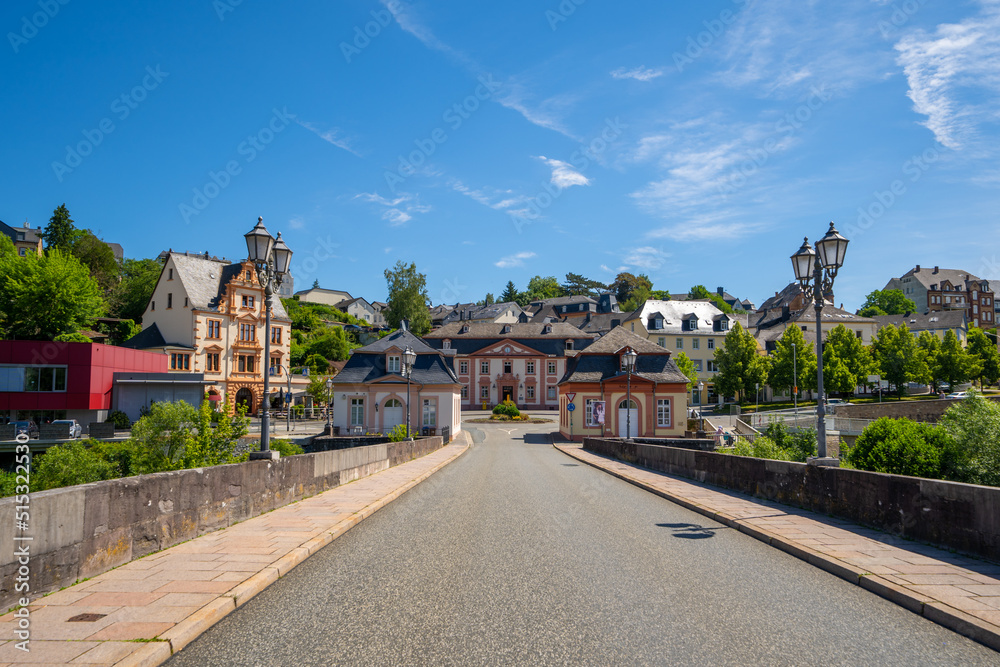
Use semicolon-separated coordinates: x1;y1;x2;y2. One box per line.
555;442;1000;653
0;437;468;666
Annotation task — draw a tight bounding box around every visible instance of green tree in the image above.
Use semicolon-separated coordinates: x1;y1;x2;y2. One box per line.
0;234;14;258
500;280;519;304
523;275;566;303
312;278;320;288
107;258;162;323
71;230;119;291
916;331;941;390
935;329;981;389
871;324;924;398
305;327;351;363
966;327;1000;389
673;351;699;391
0;248;104;339
384;261;431;334
40;203;80;252
479;292;495;306
939;393;1000;486
857;289;917;317
824;324;876;396
768;325;816;398
688;284;734;314
611;272;652;305
713;322;769;402
128;400;199;472
562;272;607;298
847;417;949;479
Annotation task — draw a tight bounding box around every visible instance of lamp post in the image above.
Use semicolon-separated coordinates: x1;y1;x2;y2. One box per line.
791;221;849;464
792;342;798;424
244;217;292;460
269;364;293;431
698;381;705;435
623;349;637;440
402;345;416;440
325;377;333;433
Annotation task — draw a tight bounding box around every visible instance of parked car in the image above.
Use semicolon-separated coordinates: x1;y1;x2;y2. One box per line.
52;419;83;438
12;420;38;439
826;398;851;405
945;391;969;400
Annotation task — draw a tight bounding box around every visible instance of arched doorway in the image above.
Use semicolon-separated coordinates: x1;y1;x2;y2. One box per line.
235;388;255;415
383;399;403;431
618;398;638;438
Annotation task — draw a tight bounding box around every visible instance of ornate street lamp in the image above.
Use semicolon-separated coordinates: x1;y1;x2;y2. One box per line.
623;348;637;440
325;377;333;432
402;345;417;440
791;222;849;464
245;217;292;460
792;342;798;424
698;381;705;435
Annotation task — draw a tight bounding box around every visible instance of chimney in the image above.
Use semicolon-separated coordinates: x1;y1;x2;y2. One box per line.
22;221;28;228
611;319;621;328
717;287;724;296
400;319;409;331
775;291;779;298
933;266;939;274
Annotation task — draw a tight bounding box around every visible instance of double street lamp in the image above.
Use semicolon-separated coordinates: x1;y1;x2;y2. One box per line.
623;348;637;440
790;221;849;464
402;345;416;440
245;217;292;460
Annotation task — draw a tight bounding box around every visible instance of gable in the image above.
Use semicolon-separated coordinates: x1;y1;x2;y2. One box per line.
470;340;548;357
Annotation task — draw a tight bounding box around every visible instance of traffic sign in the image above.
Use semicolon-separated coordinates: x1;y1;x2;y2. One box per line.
566;393;576;402
567;403;576;412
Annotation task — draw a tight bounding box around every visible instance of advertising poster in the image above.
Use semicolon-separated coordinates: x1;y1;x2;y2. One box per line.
593;401;606;425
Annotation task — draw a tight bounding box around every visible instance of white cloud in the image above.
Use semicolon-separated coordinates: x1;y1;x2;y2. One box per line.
646;220;764;242
623;247;671;271
538;156;590;188
450;180;529;211
296;121;362;157
894;2;1000;149
383;209;412;226
495;251;536;268
384;247;393;254
355;191;430;227
288;217;305;230
611;66;664;82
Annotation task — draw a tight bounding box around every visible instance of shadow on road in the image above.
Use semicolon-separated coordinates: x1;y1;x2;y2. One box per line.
656;523;727;539
520;433;552;445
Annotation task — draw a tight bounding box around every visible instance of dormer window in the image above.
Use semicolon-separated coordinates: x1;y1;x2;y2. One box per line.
684;317;698;331
565;340;573;351
443;340;451;349
461;324;470;334
387;355;401;373
502;324;512;334
544;324;553;334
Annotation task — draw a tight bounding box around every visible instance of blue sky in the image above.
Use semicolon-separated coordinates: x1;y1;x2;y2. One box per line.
3;0;999;310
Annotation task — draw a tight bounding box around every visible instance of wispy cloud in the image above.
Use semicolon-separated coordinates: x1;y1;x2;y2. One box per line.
288;216;305;230
450;179;529;211
354;191;430;227
538;156;590;188
296;121;362;157
611;66;664;82
894;1;1000;149
379;0;477;70
495;251;536;268
622;247;671;271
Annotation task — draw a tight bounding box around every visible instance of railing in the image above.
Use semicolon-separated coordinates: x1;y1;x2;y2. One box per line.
749;410;875;435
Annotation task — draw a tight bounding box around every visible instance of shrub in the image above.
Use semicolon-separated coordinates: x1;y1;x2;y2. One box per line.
32;441;121;491
53;332;92;343
386;424;410;442
762;422;817;462
938;392;1000;486
269;439;305;456
847;418;946;479
492;399;520;418
728;436;793;461
0;470;18;497
106;410;131;429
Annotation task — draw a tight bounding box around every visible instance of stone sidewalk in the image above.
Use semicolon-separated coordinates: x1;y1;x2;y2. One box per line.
0;438;470;666
556;443;1000;653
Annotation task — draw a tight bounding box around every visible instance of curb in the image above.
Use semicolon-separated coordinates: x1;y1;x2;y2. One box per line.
554;444;1000;653
111;442;470;666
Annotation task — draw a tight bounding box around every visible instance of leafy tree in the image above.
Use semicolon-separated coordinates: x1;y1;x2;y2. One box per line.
523;275;566;303
307;374;334;408
761;422;817;461
650;289;670;301
673;351;698;391
128;400;199;472
70;230;119;291
0;234;14;257
562;272;607;299
621;285;653;313
916;331;941;390
824;324;876;396
40;204;81;252
500;280;519;304
847;417;949;479
478;292;495;306
312;279;320;289
54;332;92;342
939;393;1000;486
611;272;652;305
305;327;351;363
107;258;162;323
688;284;734;314
31;441;120;491
871;324;925;398
713;322;769;402
0;248;104;339
935;329;981;389
768;325;816;398
966;327;1000;389
857;289;916;317
384;261;431;334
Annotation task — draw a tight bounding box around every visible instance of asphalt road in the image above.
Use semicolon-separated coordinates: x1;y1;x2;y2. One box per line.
168;422;999;666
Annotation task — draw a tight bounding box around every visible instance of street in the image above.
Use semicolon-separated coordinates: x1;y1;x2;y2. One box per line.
168;422;998;666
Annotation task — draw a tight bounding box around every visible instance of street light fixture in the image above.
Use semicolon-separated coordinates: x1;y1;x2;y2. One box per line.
269;363;294;432
698;381;705;435
402;345;416;440
791;342;798;424
791;222;849;464
325;377;333;433
623;349;637;440
244;217;292;460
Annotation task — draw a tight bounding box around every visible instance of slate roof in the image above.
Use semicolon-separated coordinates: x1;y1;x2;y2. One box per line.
786;305;876;325
333;329;457;386
870;310;967;331
627;299;737;335
529;295;598;308
119;323;194;350
559;327;688;385
896;266;987;291
357;328;437;354
425;321;591;340
169;252;289;320
576;309;640;335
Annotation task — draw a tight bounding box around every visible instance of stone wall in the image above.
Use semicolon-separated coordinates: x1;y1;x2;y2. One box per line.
584;438;1000;562
0;436;444;611
833;396;1000;423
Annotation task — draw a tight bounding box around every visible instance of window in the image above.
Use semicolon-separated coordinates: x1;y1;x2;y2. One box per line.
801;326;807;331
504;361;512;374
19;248;26;256
151;301;155;312
481;361;489;374
707;339;714;349
687;317;698;330
443;340;451;349
657;399;671;427
206;352;220;372
856;330;863;339
565;340;574;351
184;297;188;308
387;355;400;372
167;293;173;309
658;337;666;347
586;398;597;426
242;295;255;309
238;355;256;373
170;353;190;370
692;338;700;349
5;367;67;392
207;320;221;338
459;361;469;375
271;327;282;344
270;357;280;376
461;385;469;399
526;361;535;374
480;385;489;400
168;268;173;280
526;385;535;400
707;360;719;372
547;387;557;400
350;398;364;426
548;361;557;374
692;359;703;371
422;399;436;427
239;323;256;341
676;338;683;349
